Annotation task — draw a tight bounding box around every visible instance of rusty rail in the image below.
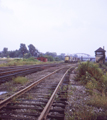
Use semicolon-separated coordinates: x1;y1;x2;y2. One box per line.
38;66;72;120
0;67;64;110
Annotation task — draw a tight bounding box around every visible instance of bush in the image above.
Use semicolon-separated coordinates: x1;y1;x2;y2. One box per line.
102;73;107;95
86;78;98;90
74;61;107;95
74;61;103;84
13;76;28;85
27;57;37;61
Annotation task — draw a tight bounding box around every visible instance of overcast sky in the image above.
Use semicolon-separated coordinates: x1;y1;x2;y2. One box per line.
0;0;107;56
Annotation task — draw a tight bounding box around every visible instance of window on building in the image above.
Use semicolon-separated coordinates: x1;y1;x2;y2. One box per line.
96;52;103;55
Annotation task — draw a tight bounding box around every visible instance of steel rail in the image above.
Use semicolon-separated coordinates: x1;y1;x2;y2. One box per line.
0;67;43;83
0;64;58;75
0;66;40;76
0;65;37;72
0;63;61;83
38;66;73;120
0;63;63;72
0;67;65;110
0;66;44;78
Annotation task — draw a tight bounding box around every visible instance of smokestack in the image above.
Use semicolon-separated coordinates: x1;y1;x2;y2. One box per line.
103;46;105;50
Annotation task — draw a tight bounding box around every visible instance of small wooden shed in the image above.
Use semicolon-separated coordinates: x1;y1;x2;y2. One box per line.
95;47;106;64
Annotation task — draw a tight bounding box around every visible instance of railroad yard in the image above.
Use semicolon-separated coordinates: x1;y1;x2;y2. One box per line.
0;62;107;120
0;63;75;119
1;0;107;119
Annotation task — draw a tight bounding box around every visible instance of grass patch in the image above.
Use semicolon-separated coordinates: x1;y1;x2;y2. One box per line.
87;94;107;109
65;106;97;120
66;104;107;120
13;76;28;85
0;57;62;67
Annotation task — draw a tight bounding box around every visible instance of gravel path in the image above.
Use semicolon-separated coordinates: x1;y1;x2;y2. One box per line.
65;73;107;120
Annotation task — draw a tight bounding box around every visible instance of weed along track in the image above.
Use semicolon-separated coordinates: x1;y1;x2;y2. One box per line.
0;65;76;120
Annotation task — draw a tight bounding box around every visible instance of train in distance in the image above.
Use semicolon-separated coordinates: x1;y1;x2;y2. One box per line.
64;55;79;63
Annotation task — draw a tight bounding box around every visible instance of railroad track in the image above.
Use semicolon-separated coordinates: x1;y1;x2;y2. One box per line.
0;63;63;73
0;64;61;72
0;63;62;84
0;64;76;120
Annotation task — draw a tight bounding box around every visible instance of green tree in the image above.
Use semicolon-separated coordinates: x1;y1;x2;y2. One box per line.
8;50;21;58
55;57;60;61
24;53;32;59
45;52;57;58
57;53;65;61
19;43;28;59
0;52;2;57
44;55;54;61
28;44;39;57
2;47;8;57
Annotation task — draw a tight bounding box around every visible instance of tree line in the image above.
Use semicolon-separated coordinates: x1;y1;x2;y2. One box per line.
0;43;65;61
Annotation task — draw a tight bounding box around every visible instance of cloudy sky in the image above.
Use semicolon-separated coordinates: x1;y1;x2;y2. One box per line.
0;0;107;56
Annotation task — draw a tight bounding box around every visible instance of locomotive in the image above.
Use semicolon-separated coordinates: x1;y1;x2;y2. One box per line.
64;56;79;63
65;56;72;63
